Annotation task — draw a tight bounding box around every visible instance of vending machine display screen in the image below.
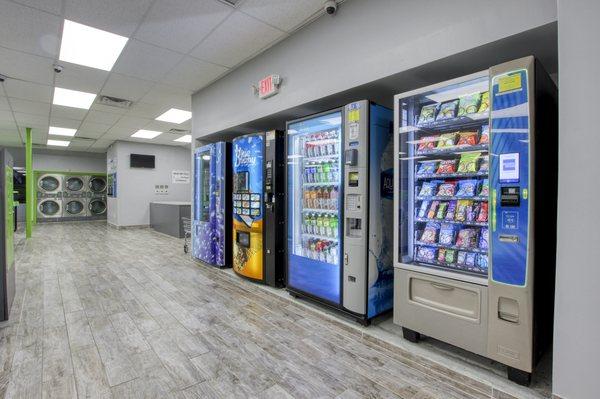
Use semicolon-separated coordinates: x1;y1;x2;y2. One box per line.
499;153;519;183
234;171;249;192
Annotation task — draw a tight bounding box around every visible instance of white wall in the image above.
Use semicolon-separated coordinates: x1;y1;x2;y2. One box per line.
553;1;600;398
107;141;191;227
192;0;557;139
33;152;106;173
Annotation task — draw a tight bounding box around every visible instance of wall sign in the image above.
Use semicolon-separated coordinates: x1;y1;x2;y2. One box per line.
253;74;281;99
172;170;190;184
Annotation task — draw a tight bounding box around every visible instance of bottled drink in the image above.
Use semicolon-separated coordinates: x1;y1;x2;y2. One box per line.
310;189;317;209
323;187;331;209
323;215;331;237
330;187;338;210
310;239;316;259
303;190;310;208
316;215;323;235
322;162;330;183
330;215;338;238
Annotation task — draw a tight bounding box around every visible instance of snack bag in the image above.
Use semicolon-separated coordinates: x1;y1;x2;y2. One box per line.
437;248;447;263
420;222;440;243
457;93;481;116
476;254;489;270
465;252;477;268
456;179;478;197
437;182;456;197
479;124;489;144
456;131;479;146
467;202;480;223
418;181;439;197
456;228;478;248
479;179;489;197
418;200;431;218
417;161;437;175
436;202;448;219
445;200;457;221
417;136;437;152
436;133;457;148
436;100;459;121
456;251;467;266
457;152;481;173
439;223;456;245
455;200;473;222
479;157;489;172
418;104;438;124
445;249;457;264
477;202;489;223
416;246;436;262
427;201;440;219
478;91;489;114
436;159;457;174
479;227;489;250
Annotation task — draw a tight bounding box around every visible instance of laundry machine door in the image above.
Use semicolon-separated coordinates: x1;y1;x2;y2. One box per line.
64;199;86;217
89;198;106;216
38;174;62;193
64;176;85;193
38;199;62;218
88;176;106;193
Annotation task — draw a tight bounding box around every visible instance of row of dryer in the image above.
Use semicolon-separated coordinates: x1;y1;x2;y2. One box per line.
37;173;107;221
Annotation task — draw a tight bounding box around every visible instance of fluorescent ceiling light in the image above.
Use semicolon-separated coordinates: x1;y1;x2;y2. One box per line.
49;126;77;137
53;87;96;109
59;19;128;71
156;109;192;124
47;139;70;147
131;129;162;139
174;134;191;143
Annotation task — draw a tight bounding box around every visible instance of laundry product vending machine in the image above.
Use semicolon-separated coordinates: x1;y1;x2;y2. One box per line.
393;56;557;384
286;101;394;324
232;131;285;287
192;142;232;268
0;149;14;321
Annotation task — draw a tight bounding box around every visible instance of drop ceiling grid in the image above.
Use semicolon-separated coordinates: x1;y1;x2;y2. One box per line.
1;0;330;151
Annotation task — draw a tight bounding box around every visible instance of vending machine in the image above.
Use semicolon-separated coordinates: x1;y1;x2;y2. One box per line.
393;56;557;384
192;142;232;268
286;100;394;324
232;131;285;287
0;149;14;321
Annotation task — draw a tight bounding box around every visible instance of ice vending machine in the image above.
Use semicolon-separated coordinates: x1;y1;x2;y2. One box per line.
286;101;394;324
232;131;285;287
192;142;232;268
0;149;14;321
393;56;557;384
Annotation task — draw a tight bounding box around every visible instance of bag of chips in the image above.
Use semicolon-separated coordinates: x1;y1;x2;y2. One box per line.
479;157;489;172
445;249;457;264
457;93;481;117
416;246;436;262
477;202;488;223
418;181;440;197
437;133;457;148
445;200;457;221
467;202;480;223
417;161;437;175
418;104;438;124
418;200;431;218
456;131;479;146
454;200;472;222
476;254;488;270
456;228;478;248
478;91;489;114
436;159;457;174
457;152;481;173
420;222;440;243
479;179;489;197
456;251;467;266
437;248;446;263
479;227;489;250
437;182;456;197
436;202;448;219
465;252;477;268
439;223;456;245
427;201;440;219
479;125;489;144
456;179;478;197
417;136;437;152
436;100;459;121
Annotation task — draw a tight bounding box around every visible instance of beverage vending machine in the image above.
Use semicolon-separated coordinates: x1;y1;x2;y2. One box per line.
232;131;285;287
393;56;557;384
192;142;231;268
286;100;394;324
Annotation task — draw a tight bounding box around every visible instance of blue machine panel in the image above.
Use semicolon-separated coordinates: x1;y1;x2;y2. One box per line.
490;69;530;286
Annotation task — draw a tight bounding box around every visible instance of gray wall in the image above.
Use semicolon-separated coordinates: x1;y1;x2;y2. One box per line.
553;1;600;398
4;147;105;172
191;0;557;139
107;141;191;227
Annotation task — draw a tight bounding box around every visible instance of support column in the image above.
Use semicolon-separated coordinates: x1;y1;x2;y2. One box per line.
25;128;33;238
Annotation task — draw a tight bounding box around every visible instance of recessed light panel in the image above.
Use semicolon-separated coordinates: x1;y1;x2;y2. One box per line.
53;87;96;109
131;129;162;139
49;126;77;137
156;108;192;124
174;134;192;143
47;139;70;147
59;19;129;71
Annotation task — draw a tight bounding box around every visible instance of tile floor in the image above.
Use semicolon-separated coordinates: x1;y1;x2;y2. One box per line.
0;223;545;398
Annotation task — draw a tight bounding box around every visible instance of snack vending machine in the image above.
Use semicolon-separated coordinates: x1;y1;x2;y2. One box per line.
0;149;14;321
232;131;285;287
192;142;231;268
286;101;394;324
393;56;557;384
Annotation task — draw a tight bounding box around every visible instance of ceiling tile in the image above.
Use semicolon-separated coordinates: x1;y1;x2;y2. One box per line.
140;84;191;110
111;115;152;130
50;105;88;122
89;103;128;115
8;98;50;116
0;131;22;146
0;121;18;132
89;138;114;149
126;102;168;119
163;57;228;91
78;120;113;133
0;47;54;86
13;112;48;127
0;110;14;123
103;126;134;139
54;63;109;94
64;0;154;37
76;130;107;139
135;0;231;53
240;0;323;32
113;40;184;82
0;1;61;57
11;0;62;15
3;80;53;103
190;11;284;68
83;110;122;125
101;73;154;102
0;97;9;111
49;116;80;129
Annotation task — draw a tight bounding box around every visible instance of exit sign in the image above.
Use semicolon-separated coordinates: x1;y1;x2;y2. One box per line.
257;74;281;99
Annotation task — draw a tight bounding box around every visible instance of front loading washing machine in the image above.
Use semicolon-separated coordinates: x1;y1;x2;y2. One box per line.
37;198;62;219
64;175;87;195
63;198;88;218
88;196;107;218
88;176;107;194
37;174;62;195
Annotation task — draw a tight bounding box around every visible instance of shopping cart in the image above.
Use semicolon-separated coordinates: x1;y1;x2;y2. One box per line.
182;217;191;254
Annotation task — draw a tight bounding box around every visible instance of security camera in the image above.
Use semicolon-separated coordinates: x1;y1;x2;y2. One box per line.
53;64;63;73
0;74;5;82
324;0;337;15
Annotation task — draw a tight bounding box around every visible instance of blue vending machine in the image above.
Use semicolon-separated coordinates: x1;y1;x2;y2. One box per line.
192;142;232;268
286;101;394;324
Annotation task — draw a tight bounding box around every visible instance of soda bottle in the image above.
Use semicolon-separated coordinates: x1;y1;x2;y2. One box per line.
323;215;331;237
323;187;331;209
330;187;338;210
322;162;330;183
316;214;323;235
310;213;317;234
310;239;316;259
330;215;338;238
310;189;317;209
303;190;310;208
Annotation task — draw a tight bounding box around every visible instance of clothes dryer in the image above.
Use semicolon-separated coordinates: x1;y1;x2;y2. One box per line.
64;175;87;195
37;198;62;219
63;198;88;218
88;175;107;194
37;173;62;194
88;196;107;217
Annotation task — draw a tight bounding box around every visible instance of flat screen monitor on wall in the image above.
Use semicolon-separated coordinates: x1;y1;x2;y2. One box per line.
130;154;155;169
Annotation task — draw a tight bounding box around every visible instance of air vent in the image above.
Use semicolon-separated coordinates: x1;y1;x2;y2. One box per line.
97;95;132;109
217;0;241;7
167;128;189;134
